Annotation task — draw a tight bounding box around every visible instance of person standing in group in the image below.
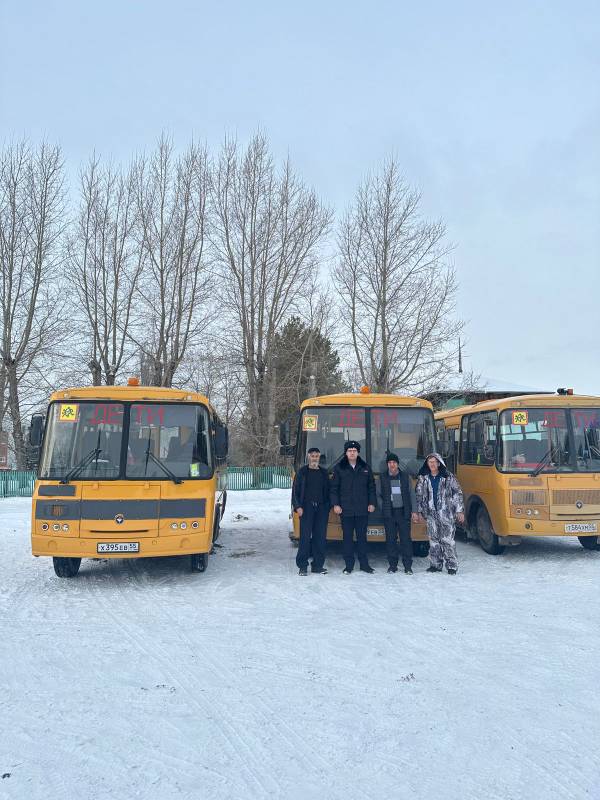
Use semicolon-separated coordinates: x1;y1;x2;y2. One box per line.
415;452;464;575
378;453;420;574
292;446;330;576
330;440;376;574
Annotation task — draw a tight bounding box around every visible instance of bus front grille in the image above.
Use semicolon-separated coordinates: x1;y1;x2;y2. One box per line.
511;490;547;506
552;489;600;506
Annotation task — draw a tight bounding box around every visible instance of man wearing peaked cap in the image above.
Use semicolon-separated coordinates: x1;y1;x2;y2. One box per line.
291;446;330;576
330;440;377;574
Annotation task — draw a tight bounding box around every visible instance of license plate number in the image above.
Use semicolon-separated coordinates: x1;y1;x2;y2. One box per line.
367;527;383;537
97;542;140;553
564;523;597;534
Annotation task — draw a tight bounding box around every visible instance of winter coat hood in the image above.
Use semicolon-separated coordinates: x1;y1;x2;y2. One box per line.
418;452;449;477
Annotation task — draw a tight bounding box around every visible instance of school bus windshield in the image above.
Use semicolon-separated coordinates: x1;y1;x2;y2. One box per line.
39;401;213;480
298;406;435;476
498;407;600;473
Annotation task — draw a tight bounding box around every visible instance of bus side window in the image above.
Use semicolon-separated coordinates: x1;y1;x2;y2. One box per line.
459;417;469;464
463;413;497;465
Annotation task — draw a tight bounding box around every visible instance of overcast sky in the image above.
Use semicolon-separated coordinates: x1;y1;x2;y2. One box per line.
2;0;599;392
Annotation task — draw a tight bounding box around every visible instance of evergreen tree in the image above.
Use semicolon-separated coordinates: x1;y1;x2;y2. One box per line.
272;316;347;427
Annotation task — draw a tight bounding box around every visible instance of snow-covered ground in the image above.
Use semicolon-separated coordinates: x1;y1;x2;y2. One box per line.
1;490;600;800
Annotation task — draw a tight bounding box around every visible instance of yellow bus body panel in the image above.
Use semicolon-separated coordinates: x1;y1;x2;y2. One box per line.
435;394;600;539
295;391;434;543
31;385;224;561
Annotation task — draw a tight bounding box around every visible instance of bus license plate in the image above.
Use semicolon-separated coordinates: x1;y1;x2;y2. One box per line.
564;523;597;534
367;527;383;537
97;542;140;553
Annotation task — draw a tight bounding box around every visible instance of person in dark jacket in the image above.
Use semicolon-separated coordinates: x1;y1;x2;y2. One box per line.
330;440;376;574
378;453;420;574
415;452;464;575
292;447;330;575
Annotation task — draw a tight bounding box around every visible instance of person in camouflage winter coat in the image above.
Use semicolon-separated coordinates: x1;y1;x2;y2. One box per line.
415;452;464;574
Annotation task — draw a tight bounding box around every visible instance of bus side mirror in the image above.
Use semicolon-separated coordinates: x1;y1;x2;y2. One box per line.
278;420;290;446
27;413;45;470
29;414;44;448
215;426;228;460
278;420;296;457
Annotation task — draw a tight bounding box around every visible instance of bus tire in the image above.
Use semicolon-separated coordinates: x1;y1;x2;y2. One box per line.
578;536;600;551
221;490;227;516
412;541;430;557
53;557;81;578
190;553;208;572
476;507;505;555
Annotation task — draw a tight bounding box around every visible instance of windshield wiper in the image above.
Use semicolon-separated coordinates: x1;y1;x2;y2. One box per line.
60;446;102;484
582;428;600;461
144;448;182;484
530;447;554;477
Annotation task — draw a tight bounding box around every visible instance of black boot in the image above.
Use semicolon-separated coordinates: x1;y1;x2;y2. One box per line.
426;565;442;573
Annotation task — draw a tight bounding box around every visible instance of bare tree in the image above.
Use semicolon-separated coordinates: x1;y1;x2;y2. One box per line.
132;136;212;387
211;134;332;464
0;141;66;467
182;341;245;425
68;156;141;385
334;159;463;394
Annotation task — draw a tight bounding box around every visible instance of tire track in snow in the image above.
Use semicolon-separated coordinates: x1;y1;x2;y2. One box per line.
87;557;281;798
123;557;347;800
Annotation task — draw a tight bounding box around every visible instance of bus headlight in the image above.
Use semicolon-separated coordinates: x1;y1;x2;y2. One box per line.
191;521;199;529
170;522;178;529
62;524;70;532
180;522;187;530
41;523;49;531
526;509;532;516
53;524;61;531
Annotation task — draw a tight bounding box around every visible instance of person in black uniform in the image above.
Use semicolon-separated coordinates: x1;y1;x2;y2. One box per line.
378;453;419;574
291;446;330;576
330;440;376;574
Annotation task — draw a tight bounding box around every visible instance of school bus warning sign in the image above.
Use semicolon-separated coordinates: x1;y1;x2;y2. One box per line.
512;410;528;426
59;404;79;422
302;414;318;432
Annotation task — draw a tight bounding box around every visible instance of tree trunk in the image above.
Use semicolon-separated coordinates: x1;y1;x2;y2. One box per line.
6;361;24;469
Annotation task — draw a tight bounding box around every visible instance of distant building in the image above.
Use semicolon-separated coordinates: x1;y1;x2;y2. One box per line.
422;375;552;411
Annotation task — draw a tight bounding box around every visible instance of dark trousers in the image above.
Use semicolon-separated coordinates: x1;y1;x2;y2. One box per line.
296;502;329;570
340;514;369;570
384;509;413;569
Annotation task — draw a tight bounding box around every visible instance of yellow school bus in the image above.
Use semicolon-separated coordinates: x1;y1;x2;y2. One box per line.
29;379;228;577
288;390;436;555
435;393;600;554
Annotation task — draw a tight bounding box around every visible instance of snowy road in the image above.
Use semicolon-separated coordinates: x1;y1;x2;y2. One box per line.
1;490;600;800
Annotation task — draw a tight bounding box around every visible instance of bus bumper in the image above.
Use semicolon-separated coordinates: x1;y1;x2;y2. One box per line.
290;517;429;543
31;531;213;559
502;519;600;538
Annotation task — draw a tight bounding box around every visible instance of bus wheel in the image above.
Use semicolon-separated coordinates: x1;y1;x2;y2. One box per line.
191;553;208;572
53;557;81;578
578;536;600;551
476;507;505;555
412;541;430;557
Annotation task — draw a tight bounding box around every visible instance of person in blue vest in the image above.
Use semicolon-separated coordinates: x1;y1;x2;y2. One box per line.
378;453;420;574
291;446;330;576
330;440;377;574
